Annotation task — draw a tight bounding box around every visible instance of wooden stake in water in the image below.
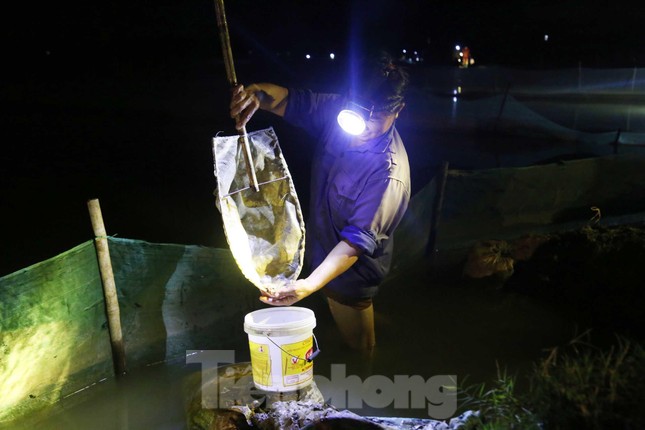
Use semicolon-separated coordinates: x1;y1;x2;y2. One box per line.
87;198;127;376
426;160;450;263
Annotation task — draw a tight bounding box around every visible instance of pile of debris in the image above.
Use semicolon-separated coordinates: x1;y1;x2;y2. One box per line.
185;363;479;430
190;399;479;430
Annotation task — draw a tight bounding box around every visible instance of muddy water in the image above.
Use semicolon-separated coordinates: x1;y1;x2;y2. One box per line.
1;267;578;429
0;360;192;430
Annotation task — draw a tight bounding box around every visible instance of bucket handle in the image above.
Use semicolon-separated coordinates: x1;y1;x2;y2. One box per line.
265;333;321;363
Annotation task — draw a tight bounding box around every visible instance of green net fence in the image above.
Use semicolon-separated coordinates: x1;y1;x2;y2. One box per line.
393;153;645;272
0;238;257;423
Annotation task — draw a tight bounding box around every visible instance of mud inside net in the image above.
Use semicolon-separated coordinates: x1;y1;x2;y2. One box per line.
213;127;306;294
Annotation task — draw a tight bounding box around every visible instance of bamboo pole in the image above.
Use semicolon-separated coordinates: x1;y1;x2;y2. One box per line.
213;0;260;192
87;198;127;376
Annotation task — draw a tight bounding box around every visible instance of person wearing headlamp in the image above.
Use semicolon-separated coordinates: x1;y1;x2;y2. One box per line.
230;54;410;352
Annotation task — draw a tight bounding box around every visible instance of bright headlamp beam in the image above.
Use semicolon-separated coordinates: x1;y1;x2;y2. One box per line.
337;100;375;135
337;109;366;135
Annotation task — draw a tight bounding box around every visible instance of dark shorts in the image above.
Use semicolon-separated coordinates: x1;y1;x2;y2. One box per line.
323;287;373;310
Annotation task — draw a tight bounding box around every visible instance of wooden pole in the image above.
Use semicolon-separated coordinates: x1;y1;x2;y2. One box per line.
87;198;127;376
426;161;450;263
213;0;260;192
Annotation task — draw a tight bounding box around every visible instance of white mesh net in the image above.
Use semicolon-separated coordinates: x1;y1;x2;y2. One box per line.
213;127;305;294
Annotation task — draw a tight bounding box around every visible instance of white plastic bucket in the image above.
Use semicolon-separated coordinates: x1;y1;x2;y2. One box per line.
243;307;317;392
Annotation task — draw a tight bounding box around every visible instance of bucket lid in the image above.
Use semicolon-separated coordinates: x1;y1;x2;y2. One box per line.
244;307;316;336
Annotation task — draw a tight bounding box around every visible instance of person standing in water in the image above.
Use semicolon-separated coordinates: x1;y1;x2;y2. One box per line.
229;54;411;352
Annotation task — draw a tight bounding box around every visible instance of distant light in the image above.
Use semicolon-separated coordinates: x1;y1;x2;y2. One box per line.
544;34;549;42
453;89;458;95
329;53;335;60
459;52;464;57
455;45;461;51
402;49;407;54
414;51;418;55
305;54;311;59
452;96;458;102
416;57;420;62
457;86;462;93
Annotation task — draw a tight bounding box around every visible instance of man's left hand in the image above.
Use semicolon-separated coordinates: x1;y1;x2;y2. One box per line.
260;279;317;306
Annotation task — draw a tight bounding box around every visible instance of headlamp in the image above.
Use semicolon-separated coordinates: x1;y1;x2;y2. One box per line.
337;101;374;135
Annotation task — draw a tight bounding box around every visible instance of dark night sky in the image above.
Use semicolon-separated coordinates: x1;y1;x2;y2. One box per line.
1;0;645;275
4;0;645;70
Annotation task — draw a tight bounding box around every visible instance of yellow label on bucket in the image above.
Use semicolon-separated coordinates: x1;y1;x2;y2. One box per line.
249;341;271;387
281;337;314;386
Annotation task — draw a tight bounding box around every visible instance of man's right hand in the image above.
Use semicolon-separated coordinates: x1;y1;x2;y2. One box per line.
230;84;260;130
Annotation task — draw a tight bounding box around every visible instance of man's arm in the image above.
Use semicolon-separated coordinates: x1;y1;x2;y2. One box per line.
261;240;362;306
230;83;289;130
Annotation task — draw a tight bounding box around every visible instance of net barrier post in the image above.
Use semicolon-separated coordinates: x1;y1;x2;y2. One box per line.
425;161;450;265
87;198;127;376
612;129;621;155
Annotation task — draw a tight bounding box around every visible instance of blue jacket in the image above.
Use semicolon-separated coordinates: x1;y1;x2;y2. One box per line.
284;88;411;299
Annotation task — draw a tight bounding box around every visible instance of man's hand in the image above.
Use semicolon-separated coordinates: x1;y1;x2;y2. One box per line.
230;84;260;130
259;239;361;306
260;279;318;306
229;83;289;130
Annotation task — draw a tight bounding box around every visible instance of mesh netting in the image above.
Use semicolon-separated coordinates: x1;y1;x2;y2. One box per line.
213;127;306;294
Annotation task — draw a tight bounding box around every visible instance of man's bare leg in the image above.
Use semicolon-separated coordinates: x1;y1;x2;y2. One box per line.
327;297;376;352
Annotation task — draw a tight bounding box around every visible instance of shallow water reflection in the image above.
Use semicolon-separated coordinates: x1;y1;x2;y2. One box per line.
1;266;579;429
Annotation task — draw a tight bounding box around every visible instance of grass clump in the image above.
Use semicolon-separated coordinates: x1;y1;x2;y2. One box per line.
529;332;645;429
458;332;645;429
459;365;540;430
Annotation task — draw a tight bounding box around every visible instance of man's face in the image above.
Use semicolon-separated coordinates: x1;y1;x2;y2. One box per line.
354;105;403;143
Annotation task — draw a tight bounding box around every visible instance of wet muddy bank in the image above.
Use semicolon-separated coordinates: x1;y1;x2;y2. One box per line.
460;222;645;341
